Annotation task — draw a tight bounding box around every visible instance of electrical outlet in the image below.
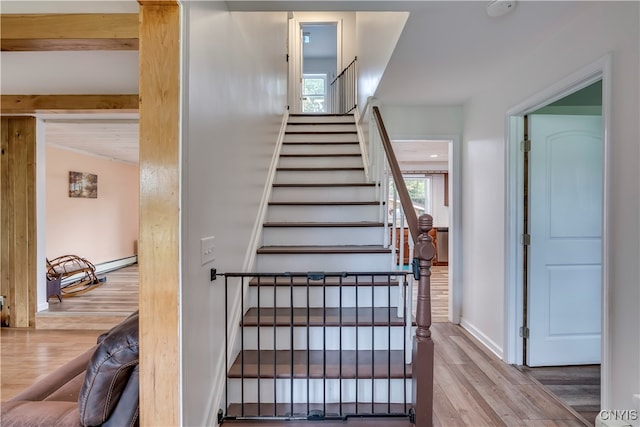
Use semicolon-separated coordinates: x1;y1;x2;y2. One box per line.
200;236;216;265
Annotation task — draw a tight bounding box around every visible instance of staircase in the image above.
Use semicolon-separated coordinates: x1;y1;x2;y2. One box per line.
222;114;414;422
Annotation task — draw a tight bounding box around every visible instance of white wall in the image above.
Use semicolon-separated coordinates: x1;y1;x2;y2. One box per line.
304;57;337;80
182;4;287;425
431;174;448;228
460;2;638;410
380;105;463;139
355;12;408;111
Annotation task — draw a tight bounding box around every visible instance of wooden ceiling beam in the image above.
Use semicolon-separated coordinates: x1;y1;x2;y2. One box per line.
1;95;139;114
1;14;139;51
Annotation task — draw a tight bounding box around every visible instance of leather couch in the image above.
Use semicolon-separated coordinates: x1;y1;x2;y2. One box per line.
1;312;139;427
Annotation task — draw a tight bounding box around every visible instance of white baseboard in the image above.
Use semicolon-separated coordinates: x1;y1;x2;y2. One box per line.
460;317;504;360
60;256;137;286
38;302;49;312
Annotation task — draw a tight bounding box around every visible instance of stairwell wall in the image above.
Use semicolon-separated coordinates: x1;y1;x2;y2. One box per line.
182;4;287;425
460;2;638;411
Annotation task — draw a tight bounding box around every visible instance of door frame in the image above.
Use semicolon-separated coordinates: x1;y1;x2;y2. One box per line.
503;54;611;406
288;16;342;113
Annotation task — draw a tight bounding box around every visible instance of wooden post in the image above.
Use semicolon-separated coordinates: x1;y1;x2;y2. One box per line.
138;1;180;426
412;214;435;427
0;117;37;328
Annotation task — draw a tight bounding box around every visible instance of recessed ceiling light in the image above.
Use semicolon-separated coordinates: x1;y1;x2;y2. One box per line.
429;154;439;158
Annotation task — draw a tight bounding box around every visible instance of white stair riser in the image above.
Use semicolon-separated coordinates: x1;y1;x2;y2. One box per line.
266;205;380;223
275;170;366;184
286;124;356;132
288;116;355;124
262;227;384;246
247;285;400;309
242;326;412;351
270;187;377;203
281;144;360;155
256;253;391;273
278;156;363;168
228;379;412;405
284;133;358;143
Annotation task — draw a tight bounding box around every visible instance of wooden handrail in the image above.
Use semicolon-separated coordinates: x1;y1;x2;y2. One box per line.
372;106;419;243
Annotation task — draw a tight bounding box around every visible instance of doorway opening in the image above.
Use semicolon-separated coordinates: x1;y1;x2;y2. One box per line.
391;138;460;324
289;19;340;113
505;56;611;425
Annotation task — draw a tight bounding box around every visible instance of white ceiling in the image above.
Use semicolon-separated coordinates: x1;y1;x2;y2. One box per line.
45;119;139;164
3;1;589;166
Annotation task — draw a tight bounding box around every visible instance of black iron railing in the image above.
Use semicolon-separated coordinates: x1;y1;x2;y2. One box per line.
221;271;412;422
329;57;357;115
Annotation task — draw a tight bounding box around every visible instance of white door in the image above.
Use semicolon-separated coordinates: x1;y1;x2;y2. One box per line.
527;114;602;367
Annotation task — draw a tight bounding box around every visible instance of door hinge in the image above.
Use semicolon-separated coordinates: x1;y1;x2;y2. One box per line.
286;53;289;62
521;139;531;152
519;326;529;338
521;233;531;246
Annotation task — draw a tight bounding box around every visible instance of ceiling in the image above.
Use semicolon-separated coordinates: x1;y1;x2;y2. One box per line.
45;119;139;164
10;1;589;166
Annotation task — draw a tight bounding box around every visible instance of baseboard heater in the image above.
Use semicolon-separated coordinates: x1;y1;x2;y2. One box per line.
60;256;137;286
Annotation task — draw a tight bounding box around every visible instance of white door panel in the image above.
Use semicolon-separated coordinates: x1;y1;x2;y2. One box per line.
527;114;602;367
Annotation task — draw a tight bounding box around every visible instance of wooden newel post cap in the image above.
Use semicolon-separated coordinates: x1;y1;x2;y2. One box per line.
416;214;435;261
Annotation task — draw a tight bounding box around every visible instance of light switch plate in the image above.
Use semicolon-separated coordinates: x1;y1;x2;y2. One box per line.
201;236;215;265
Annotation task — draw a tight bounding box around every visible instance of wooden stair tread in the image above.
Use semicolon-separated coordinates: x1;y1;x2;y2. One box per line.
277;167;364;172
225;403;411;419
272;183;375;188
243;307;405;327
280;153;361;157
263;222;384;228
257;245;391;255
268;201;378;206
283;141;358;145
228;350;411;379
286;131;357;135
287;122;356;126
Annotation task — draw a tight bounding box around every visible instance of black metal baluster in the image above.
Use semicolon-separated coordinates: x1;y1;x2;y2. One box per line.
355;274;359;415
257;276;261;417
273;275;277;417
224;275;229;418
403;274;407;415
388;274;392;414
307;276;310;417
241;276;245;418
290;275;294;417
323;276;327;417
371;273;375;415
339;274;343;417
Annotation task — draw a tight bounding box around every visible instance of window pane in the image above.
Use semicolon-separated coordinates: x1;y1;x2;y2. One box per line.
303;78;325;95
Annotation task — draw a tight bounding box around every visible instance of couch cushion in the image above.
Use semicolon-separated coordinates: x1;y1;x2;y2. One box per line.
78;312;138;427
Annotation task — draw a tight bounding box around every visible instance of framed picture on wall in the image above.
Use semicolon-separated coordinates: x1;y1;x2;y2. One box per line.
69;171;98;198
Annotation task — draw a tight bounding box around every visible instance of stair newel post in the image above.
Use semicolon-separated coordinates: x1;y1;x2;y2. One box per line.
412;214;435;427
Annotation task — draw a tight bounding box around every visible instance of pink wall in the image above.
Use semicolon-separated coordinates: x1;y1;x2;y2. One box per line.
46;146;139;265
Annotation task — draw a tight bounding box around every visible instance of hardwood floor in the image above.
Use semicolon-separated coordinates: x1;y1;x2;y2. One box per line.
1;321;585;426
524;365;600;426
413;265;448;323
0;328;98;400
7;265;589;426
35;264;139;330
